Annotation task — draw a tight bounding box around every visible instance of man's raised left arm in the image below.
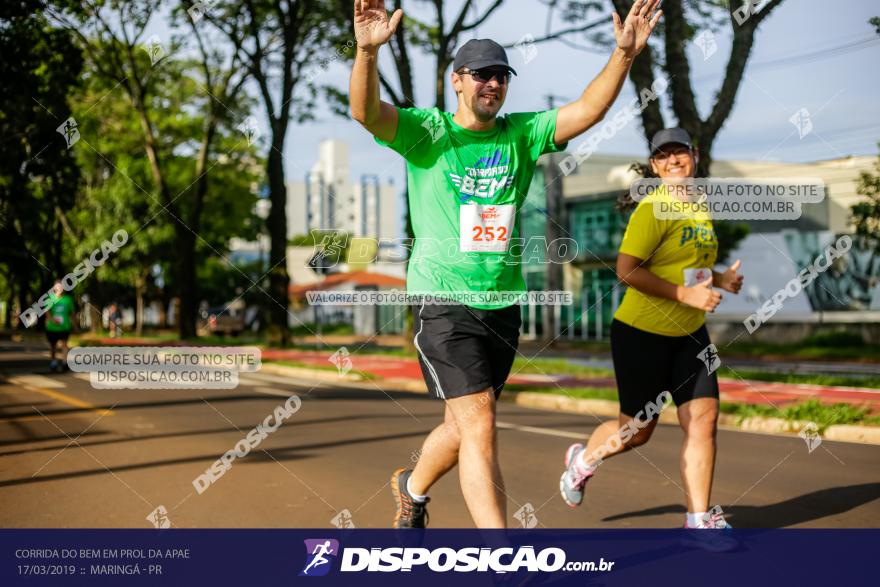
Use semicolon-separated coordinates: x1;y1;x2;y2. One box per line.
554;0;663;146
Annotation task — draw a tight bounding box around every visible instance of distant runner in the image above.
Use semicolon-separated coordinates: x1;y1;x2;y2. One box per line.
45;280;76;372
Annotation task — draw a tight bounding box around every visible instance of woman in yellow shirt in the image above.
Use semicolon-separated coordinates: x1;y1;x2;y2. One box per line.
560;128;743;530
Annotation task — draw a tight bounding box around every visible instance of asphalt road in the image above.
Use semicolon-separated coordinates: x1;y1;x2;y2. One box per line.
1;342;878;529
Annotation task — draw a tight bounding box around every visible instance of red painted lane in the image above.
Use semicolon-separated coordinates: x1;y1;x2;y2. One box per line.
260;349;880;412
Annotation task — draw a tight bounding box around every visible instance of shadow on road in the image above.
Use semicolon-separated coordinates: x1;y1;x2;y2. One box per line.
601;482;880;527
0;425;433;489
0;412;424;456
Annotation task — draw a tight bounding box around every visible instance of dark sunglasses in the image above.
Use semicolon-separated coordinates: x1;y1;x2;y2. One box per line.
458;67;511;84
652;145;692;160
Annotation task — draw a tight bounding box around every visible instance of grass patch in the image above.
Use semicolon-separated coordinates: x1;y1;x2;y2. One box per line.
287;344;416;358
505;385;619;402
291;323;354;336
724;332;880;362
72;331;179;345
547;341;612;353
720;399;874;432
511;357;614;378
718;367;880;389
186;334;265;346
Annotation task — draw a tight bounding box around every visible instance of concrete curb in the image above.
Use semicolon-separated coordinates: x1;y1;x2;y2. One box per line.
259;363;880;446
260;362;367;384
260;362;430;393
507;392;880;446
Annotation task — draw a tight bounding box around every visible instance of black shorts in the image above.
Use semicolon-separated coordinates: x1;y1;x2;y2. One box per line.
46;330;71;345
413;303;521;400
610;319;719;418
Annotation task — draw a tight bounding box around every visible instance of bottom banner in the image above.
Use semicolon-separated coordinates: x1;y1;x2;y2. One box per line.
1;529;875;586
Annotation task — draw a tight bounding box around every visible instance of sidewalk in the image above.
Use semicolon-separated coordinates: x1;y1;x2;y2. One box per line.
54;334;880;411
260;349;880;413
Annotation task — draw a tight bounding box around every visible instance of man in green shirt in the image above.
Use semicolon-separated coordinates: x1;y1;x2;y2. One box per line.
350;0;662;528
45;280;76;372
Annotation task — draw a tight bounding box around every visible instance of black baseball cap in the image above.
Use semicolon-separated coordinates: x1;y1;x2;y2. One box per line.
453;39;517;75
650;128;694;154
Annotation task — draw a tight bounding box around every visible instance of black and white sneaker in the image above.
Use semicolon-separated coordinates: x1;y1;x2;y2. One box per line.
391;468;430;529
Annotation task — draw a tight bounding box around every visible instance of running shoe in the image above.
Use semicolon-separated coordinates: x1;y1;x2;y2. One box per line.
682;512;738;552
559;443;594;508
391;468;430;528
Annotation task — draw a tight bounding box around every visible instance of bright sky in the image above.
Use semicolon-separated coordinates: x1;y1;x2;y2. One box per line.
285;0;880;196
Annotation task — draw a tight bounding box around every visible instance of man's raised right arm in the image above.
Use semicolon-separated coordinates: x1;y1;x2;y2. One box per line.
350;0;403;143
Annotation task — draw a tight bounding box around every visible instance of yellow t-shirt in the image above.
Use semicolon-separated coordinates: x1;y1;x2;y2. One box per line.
614;186;718;336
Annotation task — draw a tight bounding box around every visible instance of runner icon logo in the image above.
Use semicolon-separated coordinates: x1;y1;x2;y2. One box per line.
513;503;538;528
696;344;721;375
700;505;728;528
146;505;171;529
300;539;340;577
56;117;80;148
694;30;717;60
331;509;356;529
799;422;822;453
328;347;353;376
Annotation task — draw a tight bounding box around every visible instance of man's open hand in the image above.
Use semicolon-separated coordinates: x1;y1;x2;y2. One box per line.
613;0;663;58
354;0;403;50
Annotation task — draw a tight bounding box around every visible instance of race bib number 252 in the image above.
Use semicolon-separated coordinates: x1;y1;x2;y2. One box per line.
460;204;515;253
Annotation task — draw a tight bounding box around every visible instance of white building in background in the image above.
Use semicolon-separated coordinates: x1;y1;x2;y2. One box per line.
287;139;399;242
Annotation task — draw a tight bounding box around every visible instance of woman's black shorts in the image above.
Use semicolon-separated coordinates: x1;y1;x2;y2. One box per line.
610;318;719;418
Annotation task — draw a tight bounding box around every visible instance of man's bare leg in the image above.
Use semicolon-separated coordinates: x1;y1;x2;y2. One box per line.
409;405;460;495
447;389;505;528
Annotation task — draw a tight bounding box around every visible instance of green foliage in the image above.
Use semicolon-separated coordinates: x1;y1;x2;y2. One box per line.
290;230;351;265
66;48;261;307
851;144;880;253
721;400;874;433
713;220;750;265
0;2;84;304
802;331;867;348
719;368;880;390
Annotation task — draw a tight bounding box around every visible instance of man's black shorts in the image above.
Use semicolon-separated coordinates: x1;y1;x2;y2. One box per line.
413;303;521;400
610;319;719;418
46;330;71;345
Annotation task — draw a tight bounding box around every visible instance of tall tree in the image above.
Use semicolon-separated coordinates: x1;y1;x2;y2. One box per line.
202;0;341;345
68;66;259;334
0;0;83;325
51;0;251;338
530;0;786;177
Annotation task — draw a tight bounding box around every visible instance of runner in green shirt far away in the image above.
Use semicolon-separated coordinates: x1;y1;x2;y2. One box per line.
45;280;76;372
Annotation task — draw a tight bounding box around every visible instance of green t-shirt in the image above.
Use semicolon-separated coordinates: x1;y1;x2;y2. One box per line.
45;292;75;332
375;107;565;309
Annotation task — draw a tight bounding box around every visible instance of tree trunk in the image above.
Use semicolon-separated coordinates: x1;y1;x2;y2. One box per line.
5;284;13;329
135;274;145;336
176;230;198;340
267;131;291;346
435;54;448;110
